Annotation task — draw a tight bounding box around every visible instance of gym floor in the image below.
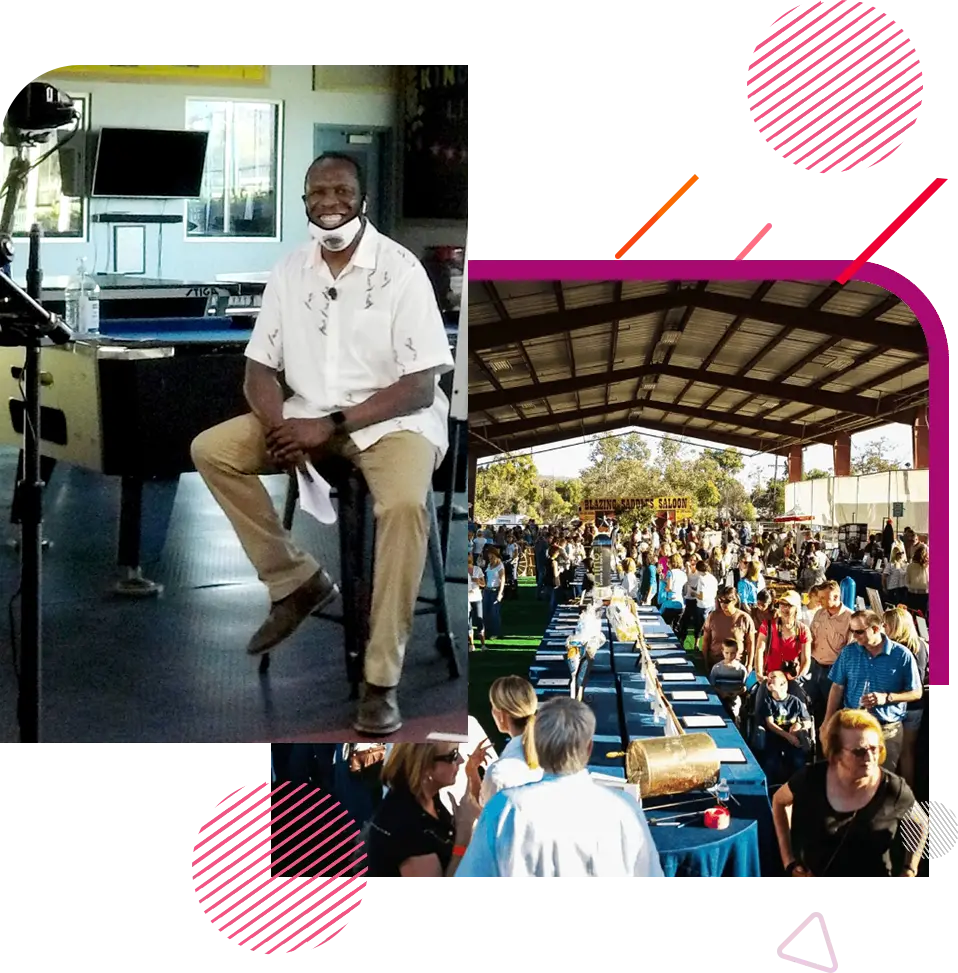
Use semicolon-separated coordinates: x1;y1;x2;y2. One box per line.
0;447;467;742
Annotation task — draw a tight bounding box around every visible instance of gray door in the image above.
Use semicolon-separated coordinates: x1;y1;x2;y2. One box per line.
312;125;392;234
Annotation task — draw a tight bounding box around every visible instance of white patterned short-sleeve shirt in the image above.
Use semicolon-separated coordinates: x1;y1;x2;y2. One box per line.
244;222;454;466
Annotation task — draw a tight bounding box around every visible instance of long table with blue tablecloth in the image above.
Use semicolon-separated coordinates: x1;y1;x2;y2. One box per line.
529;600;774;876
826;562;883;604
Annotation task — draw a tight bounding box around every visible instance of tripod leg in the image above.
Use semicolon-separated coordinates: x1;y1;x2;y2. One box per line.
9;453;55;550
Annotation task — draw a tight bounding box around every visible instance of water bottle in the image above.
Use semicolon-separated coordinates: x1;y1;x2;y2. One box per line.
716;778;730;805
64;257;100;336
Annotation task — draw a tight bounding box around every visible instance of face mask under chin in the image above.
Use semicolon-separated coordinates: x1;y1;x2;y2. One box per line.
307;213;364;252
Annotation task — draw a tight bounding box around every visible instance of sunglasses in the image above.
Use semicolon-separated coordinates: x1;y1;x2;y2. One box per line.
843;745;880;759
849;627;869;636
433;749;461;764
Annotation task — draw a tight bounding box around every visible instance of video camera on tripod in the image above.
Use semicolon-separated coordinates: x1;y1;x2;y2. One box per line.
2;82;79;272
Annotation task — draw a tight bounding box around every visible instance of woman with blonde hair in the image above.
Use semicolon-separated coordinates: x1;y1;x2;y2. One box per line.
621;557;639;599
737;559;762;608
905;546;929;622
883;606;929;787
366;742;481;877
772;709;920;877
882;548;908;605
470;676;543;806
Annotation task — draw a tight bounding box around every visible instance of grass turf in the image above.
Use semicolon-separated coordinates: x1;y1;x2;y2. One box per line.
468;577;547;747
468;579;708;746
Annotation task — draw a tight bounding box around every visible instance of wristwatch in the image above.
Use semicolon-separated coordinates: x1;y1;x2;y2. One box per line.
329;410;347;431
785;861;803;876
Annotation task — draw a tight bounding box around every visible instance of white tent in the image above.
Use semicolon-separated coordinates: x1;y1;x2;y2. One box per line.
785;470;928;533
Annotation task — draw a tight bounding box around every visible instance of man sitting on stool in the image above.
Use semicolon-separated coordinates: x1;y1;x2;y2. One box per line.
191;152;454;736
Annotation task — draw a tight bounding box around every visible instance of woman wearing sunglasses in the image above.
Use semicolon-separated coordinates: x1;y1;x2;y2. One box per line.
366;743;481;877
754;590;811;687
772;709;922;877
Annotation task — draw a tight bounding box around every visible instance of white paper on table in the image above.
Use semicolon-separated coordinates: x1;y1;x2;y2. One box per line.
296;461;337;524
660;672;696;682
713;747;747;763
538;678;571;687
644;633;673;640
590;772;642;805
682;715;727;728
655;657;690;666
535;653;565;661
670;690;710;701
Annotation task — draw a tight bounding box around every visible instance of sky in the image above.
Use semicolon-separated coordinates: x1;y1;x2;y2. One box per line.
477;421;914;493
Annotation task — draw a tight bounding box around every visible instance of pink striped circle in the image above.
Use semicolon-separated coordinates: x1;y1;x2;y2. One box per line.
748;1;922;172
193;783;366;953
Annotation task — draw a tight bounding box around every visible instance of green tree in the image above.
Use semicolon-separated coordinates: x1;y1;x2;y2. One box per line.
555;478;583;510
689;451;750;521
804;468;831;479
580;434;657;500
702;447;745;474
474;455;541;523
751;479;785;519
537;485;574;524
697;480;721;510
852;436;906;475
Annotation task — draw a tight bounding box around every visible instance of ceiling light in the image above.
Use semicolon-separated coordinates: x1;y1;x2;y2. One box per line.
488;359;511;372
651;346;668;364
659;329;681;346
639;375;657;390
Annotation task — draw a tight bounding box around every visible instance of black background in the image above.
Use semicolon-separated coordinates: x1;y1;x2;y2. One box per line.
401;66;467;220
0;28;954;956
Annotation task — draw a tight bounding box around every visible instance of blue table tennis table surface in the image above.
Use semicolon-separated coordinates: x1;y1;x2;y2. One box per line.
94;317;253;345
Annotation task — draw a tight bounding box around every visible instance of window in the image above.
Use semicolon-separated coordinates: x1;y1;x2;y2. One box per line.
186;99;281;238
2;95;88;238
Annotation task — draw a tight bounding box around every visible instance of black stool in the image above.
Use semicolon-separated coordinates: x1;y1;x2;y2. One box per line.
258;456;462;698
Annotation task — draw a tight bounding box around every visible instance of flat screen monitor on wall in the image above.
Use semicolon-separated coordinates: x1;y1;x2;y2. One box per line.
91;128;209;198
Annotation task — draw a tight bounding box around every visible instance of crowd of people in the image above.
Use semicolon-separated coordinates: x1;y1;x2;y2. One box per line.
456;511;930;876
272;665;926;877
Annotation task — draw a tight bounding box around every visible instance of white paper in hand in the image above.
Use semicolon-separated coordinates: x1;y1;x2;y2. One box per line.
296;461;337;524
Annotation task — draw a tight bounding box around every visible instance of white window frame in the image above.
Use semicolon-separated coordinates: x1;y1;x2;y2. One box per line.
8;92;90;243
183;97;283;244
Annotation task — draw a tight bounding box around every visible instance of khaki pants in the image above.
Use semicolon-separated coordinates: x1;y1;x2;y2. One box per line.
191;414;436;687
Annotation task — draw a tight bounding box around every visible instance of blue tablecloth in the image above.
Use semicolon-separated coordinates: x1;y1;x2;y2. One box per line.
827;563;883;603
617;649;778;878
530;601;773;875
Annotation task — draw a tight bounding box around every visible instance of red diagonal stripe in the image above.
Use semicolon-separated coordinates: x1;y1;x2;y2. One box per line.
840;117;916;171
301;923;349;951
817;102;919;172
218;871;344;932
270;896;365;955
194;784;302;860
256;883;366;954
243;876;362;949
835;177;948;284
196;784;269;840
758;3;821;50
217;787;246;806
868;143;902;166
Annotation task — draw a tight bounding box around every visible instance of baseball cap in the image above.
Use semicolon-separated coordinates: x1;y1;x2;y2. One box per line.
777;590;802;609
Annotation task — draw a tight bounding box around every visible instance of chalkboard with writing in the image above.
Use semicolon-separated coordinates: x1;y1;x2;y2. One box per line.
401;65;467;220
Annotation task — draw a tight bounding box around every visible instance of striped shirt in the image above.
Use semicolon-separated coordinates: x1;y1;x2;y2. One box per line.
829;635;921;724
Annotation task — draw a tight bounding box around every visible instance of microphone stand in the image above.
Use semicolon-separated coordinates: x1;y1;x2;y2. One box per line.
0;229;72;742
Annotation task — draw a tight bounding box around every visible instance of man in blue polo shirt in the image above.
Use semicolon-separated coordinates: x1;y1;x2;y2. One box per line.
824;609;922;774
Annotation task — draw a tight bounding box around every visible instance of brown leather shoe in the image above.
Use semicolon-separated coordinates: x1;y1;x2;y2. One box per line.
353;683;402;735
246;570;339;655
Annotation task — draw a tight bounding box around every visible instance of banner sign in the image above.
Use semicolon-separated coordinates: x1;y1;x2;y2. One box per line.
580;496;692;514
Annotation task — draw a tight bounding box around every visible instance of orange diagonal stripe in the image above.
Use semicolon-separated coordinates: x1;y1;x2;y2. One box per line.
615;174;699;258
